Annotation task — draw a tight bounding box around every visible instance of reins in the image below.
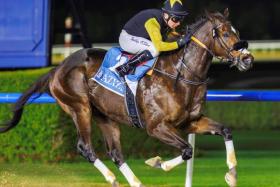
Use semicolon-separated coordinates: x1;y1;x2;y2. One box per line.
153;18;210;87
152;68;209;86
153;16;246;87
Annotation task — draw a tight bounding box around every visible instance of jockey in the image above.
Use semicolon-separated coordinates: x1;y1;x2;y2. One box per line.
116;0;191;78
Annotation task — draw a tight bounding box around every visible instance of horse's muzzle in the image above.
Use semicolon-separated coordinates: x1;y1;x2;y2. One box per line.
238;53;254;72
231;53;254;72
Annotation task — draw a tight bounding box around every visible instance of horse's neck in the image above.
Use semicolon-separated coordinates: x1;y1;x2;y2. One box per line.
184;22;214;80
154;21;214;81
156;49;184;74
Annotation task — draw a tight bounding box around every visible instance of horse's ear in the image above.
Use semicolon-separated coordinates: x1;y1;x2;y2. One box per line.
224;8;229;18
204;10;214;21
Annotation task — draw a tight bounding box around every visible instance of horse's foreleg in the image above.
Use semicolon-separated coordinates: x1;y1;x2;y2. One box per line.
145;154;186;172
97;117;142;187
146;122;192;171
186;116;237;187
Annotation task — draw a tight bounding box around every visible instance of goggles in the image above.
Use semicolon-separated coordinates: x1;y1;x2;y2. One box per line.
170;15;184;23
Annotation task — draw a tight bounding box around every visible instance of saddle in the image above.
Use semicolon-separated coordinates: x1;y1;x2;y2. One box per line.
93;47;157;96
92;47;158;128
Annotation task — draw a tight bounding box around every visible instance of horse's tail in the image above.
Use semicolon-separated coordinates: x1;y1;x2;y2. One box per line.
0;68;56;133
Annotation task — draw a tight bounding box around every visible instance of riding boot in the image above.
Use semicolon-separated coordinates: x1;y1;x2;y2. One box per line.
116;50;153;77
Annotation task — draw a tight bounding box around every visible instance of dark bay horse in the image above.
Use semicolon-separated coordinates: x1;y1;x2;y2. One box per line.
0;9;253;187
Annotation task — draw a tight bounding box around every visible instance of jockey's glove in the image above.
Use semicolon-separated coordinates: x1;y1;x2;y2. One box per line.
177;33;192;48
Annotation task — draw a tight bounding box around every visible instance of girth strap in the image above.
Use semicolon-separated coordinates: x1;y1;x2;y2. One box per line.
125;85;145;129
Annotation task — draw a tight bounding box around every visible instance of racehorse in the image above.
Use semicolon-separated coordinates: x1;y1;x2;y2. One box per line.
0;9;253;187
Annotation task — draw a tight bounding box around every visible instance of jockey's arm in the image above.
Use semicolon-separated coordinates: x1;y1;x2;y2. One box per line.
144;18;179;52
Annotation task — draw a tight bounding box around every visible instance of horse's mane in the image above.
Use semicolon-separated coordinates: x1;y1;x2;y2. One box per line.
188;16;207;33
187;11;226;33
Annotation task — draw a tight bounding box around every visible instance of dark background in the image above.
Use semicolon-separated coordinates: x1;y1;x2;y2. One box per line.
52;0;280;43
51;0;280;89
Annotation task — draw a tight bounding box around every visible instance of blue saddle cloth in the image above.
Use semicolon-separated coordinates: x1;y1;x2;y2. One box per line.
92;47;157;97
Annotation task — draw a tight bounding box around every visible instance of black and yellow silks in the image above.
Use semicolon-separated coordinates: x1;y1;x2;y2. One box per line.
123;9;179;53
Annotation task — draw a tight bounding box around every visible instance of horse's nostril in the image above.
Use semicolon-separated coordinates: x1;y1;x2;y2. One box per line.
242;54;254;64
243;57;251;63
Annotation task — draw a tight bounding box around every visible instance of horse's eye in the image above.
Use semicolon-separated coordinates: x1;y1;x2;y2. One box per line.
223;32;229;38
223;32;230;38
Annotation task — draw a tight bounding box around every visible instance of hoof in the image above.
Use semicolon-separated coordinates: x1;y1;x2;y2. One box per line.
145;156;162;169
112;180;120;187
225;168;237;187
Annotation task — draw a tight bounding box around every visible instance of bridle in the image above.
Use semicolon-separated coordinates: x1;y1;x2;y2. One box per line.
154;16;249;86
188;19;248;65
211;24;248;64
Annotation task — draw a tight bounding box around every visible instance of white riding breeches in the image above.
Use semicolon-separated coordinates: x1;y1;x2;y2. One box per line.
119;30;159;57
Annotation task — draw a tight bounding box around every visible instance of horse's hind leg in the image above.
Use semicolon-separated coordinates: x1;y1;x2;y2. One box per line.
50;80;117;186
53;99;117;186
186;116;237;187
96;115;143;187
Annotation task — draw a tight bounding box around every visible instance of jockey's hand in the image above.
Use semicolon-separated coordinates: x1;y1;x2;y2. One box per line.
177;33;192;48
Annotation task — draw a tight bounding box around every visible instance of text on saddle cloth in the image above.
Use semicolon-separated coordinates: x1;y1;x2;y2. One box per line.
92;47;157;97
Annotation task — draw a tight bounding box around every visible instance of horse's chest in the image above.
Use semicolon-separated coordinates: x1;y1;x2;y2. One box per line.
173;86;205;121
140;80;205;125
145;89;188;123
